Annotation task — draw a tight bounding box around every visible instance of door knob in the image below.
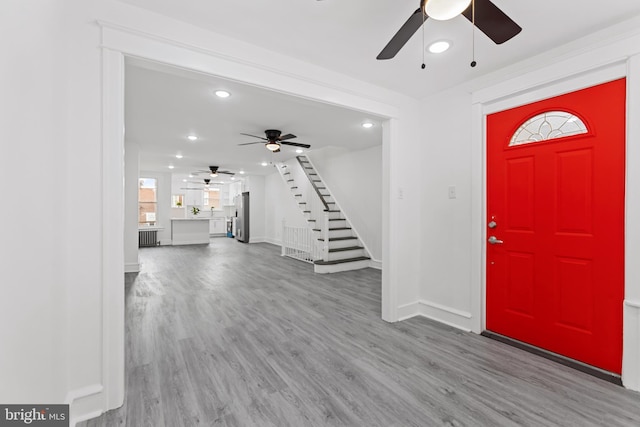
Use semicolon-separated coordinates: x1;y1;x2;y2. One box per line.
488;220;497;228
488;236;504;245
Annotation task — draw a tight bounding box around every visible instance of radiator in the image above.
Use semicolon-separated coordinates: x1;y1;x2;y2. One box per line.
138;229;158;247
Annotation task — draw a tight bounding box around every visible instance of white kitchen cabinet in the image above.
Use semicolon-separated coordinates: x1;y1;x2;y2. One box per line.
209;218;226;235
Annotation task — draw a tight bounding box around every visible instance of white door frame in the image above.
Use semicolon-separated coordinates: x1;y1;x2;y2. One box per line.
99;22;402;410
469;49;640;390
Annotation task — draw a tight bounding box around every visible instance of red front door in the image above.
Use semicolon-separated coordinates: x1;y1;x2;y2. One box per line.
486;79;626;373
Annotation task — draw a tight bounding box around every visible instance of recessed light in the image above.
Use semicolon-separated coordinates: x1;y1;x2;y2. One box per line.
168;165;175;169
240;170;247;173
428;40;451;54
182;179;187;182
260;162;268;167
189;174;194;178
230;176;235;180
187;135;198;141
215;90;230;98
362;122;374;129
296;149;304;154
175;154;183;159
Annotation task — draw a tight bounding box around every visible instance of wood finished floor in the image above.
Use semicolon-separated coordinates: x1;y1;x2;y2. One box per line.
81;239;640;427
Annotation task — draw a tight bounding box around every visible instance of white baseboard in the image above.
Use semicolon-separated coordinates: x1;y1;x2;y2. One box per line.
159;239;172;246
262;237;281;246
369;259;382;270
623;300;640;391
397;300;472;332
66;383;104;427
124;262;140;273
249;236;267;244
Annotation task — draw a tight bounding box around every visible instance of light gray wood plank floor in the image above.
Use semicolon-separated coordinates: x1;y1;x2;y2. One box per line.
80;238;640;426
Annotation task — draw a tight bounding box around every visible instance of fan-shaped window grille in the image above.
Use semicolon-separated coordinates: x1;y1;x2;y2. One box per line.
509;111;588;146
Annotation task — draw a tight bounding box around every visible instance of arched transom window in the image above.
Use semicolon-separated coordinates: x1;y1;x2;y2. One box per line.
509;111;588;146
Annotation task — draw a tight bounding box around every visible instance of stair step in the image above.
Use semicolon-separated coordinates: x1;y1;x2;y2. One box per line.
313;227;351;232
283;172;290;175
314;256;370;266
307;219;316;222
309;173;317;175
328;218;344;221
287;179;294;182
312;180;321;182
291;186;298;189
294;194;302;197
298;202;306;205
318;236;358;242
324;210;340;213
329;246;364;253
303;210;311;213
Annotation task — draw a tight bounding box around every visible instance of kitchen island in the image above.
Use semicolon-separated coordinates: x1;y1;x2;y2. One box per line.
171;218;210;245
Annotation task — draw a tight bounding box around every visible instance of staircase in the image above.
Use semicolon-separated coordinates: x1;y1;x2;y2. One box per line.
277;156;371;273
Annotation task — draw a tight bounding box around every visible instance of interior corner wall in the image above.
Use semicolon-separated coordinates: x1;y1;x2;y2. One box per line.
308;145;383;261
264;171;308;245
124;142;140;272
415;88;475;329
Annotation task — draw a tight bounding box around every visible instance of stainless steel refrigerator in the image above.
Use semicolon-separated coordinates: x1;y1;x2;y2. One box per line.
235;191;250;243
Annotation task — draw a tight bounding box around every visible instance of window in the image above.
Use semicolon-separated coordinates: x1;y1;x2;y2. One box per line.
510;111;588;146
139;178;157;225
171;194;184;208
203;188;220;210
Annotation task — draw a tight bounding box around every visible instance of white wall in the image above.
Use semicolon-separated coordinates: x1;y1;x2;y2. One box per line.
245;175;266;243
1;0;69;404
414;87;475;328
264;171;309;245
309;145;383;262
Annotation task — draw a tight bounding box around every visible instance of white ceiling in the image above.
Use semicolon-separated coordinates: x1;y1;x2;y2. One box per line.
125;59;385;177
118;0;640;98
124;1;640;177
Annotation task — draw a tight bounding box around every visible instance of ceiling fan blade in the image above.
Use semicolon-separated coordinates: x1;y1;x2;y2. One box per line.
377;8;425;60
240;132;268;141
219;171;235;175
461;0;521;44
279;133;297;141
238;141;264;146
281;141;311;149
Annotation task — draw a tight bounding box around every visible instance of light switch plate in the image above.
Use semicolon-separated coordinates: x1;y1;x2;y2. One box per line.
448;185;456;199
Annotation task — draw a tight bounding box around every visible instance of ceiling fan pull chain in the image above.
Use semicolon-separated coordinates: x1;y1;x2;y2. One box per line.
470;0;477;67
421;7;426;69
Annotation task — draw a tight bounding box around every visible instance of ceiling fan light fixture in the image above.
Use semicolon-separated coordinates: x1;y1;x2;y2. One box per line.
210;172;218;177
214;90;230;98
265;141;280;151
362;122;374;129
428;40;451;53
425;0;472;21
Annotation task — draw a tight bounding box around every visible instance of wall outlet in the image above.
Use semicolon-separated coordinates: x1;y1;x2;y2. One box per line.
448;185;456;199
398;187;404;199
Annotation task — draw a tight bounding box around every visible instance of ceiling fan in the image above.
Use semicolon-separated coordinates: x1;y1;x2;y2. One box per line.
181;178;223;191
191;165;235;178
377;0;521;60
239;129;311;152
